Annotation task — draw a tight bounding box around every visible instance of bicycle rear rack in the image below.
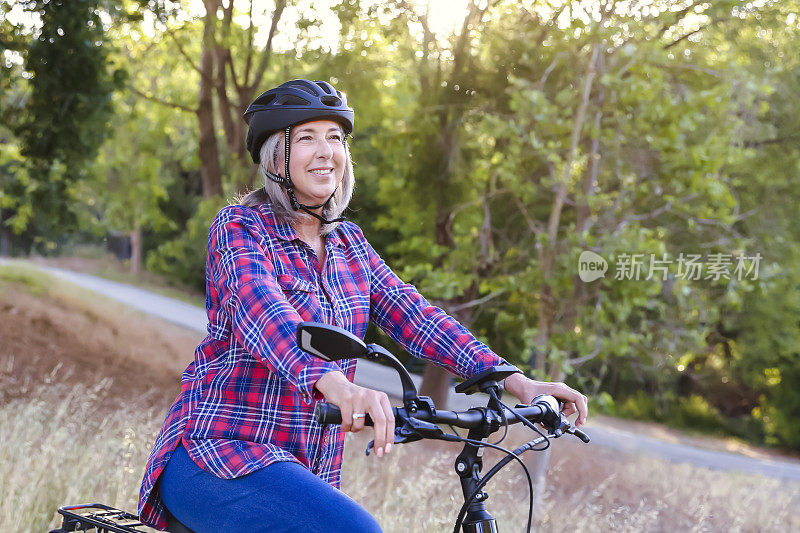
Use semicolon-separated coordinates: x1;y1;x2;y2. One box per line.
50;504;158;533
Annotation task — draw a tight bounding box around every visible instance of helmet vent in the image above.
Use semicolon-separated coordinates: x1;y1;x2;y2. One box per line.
279;95;311;106
253;93;276;106
320;95;341;107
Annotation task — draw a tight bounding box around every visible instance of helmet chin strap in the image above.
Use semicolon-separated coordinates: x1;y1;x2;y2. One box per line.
264;126;346;225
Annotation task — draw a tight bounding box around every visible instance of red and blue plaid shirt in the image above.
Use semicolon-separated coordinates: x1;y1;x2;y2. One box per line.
138;202;505;529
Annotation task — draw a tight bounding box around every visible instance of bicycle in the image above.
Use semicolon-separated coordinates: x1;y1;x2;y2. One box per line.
51;322;589;533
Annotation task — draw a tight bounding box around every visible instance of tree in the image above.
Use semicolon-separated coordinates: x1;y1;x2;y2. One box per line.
81;96;180;274
134;0;288;198
0;4;31;254
12;0;123;242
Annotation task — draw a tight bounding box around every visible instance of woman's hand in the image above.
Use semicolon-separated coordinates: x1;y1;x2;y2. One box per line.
503;373;589;427
314;371;395;457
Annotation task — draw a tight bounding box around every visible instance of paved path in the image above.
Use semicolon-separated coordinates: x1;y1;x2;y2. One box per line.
4;259;800;482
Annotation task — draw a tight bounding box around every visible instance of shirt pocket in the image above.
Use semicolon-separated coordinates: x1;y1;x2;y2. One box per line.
276;273;319;319
276;274;316;293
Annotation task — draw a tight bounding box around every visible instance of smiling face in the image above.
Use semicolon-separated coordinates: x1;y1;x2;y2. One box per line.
285;120;347;209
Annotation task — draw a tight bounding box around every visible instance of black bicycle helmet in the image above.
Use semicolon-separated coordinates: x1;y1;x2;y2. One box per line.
242;79;354;224
244;79;354;164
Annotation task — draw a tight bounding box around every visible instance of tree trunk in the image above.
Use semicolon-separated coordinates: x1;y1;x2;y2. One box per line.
528;43;605;512
214;2;237;156
130;222;142;276
212;0;285;191
535;44;602;376
197;0;223;198
418;363;451;407
566;53;606;366
534;286;553;374
416;2;486;409
215;47;238;155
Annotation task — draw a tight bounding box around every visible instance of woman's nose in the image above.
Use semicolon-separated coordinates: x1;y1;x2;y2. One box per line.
315;138;334;158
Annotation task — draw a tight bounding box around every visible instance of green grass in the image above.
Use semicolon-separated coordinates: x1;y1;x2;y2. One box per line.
0;264;50;296
3;254;206;308
1;258;206;309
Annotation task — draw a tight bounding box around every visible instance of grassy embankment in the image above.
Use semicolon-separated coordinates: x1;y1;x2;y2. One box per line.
26;252;206;307
1;265;798;532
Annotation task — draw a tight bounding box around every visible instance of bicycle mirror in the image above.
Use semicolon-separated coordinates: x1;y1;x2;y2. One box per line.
297;322;369;361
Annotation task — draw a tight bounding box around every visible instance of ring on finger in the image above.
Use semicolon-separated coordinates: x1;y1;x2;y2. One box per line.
352;413;366;420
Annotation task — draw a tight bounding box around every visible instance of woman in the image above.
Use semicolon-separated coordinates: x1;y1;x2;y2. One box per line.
138;79;588;532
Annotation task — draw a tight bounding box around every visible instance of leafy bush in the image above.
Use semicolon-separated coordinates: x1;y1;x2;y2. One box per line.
666;395;727;433
145;197;225;291
614;391;730;435
615;391;658;421
593;391;617;416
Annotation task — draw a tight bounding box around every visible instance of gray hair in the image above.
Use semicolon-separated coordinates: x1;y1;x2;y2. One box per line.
238;129;354;236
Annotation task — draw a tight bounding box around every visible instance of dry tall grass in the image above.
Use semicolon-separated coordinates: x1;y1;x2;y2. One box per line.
342;428;800;532
0;377;162;532
5;374;797;532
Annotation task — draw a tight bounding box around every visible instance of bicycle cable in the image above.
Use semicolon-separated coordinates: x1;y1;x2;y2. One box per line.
446;389;560;533
488;394;510;446
490;389;551;449
454;388;557;532
401;421;534;533
457;432;555;533
449;436;534;533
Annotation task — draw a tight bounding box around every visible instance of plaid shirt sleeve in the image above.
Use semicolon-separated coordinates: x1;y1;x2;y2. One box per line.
210;206;341;401
348;225;506;378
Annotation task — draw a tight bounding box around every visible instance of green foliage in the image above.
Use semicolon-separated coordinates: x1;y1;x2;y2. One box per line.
0;142;32;234
669;395;728;433
2;0;800;448
615;391;728;434
13;0;123;235
615;391;658;421
145;197;225;291
593;391;616;415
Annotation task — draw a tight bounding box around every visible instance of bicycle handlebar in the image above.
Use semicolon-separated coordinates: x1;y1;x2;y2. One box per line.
315;398;590;443
296;323;590;533
317;400;544;431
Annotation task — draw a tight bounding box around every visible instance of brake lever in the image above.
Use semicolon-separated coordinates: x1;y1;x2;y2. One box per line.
553;399;591;442
366;432;422;455
523;398;591;443
365;417;447;455
553;412;591;443
565;425;591;443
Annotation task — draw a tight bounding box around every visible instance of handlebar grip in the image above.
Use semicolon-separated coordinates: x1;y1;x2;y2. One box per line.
314;403;374;426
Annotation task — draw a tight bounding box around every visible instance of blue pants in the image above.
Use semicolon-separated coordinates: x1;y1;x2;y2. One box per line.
160;443;383;533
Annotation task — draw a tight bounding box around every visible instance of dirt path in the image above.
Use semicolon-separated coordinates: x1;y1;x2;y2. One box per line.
4;258;800;482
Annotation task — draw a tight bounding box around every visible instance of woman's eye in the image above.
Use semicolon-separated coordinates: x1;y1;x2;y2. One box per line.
329;135;342;142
